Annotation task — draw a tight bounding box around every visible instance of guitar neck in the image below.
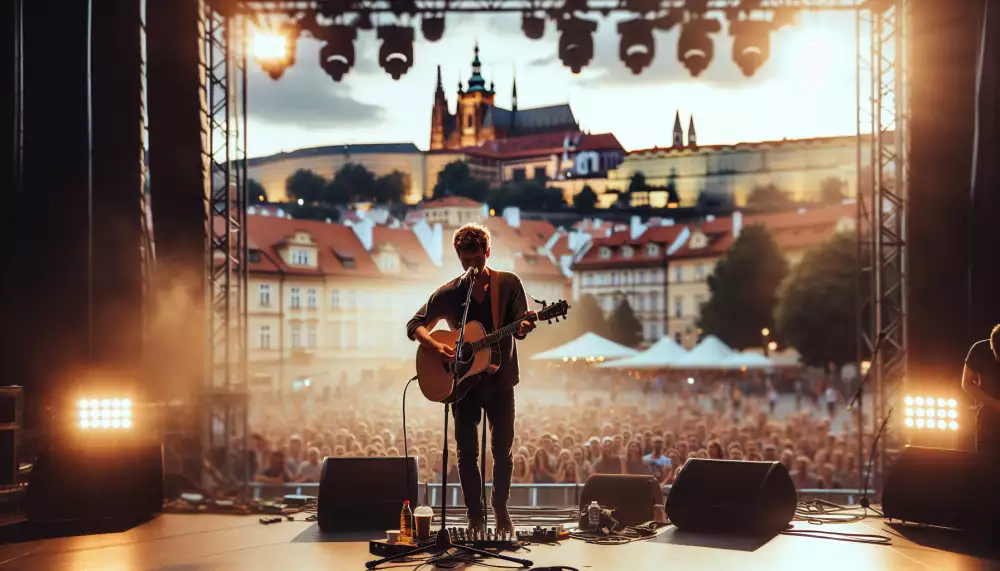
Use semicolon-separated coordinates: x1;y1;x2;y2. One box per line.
471;318;529;352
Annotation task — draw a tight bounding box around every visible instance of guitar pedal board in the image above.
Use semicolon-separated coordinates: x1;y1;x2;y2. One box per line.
516;525;567;543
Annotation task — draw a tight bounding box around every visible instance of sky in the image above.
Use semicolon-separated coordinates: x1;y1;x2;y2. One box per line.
245;10;860;158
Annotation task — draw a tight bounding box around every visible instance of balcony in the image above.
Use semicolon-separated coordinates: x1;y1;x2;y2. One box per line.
289;349;315;365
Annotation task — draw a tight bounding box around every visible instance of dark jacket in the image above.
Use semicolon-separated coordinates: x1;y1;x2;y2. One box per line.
406;268;529;390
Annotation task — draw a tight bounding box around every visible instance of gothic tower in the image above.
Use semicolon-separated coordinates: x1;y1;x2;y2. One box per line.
457;43;496;148
672;110;684;148
430;65;449;150
687;115;698;148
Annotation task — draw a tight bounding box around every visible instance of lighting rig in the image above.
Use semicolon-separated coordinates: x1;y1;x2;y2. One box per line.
232;0;852;83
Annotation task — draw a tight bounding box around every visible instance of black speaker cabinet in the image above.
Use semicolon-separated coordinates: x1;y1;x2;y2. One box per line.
26;440;164;522
578;474;664;527
883;446;1000;533
317;456;418;533
666;459;797;535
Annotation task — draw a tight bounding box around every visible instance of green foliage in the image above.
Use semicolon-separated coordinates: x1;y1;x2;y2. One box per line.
698;224;790;349
775;233;858;367
285;169;327;204
284;203;341;222
627;171;648;194
819;177;847;205
487;179;566;212
746;183;793;211
573;185;599;212
432;160;490;202
373;171;408;204
326;163;377;204
697;191;733;211
665;169;680;206
607;297;644;347
248;179;268;204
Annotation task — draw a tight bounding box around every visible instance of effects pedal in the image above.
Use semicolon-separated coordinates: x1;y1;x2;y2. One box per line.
516;525;564;543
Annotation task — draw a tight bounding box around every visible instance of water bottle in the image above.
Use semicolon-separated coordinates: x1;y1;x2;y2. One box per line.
587;500;601;529
400;501;414;543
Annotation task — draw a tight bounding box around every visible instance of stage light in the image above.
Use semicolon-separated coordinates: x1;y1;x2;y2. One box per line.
904;395;961;430
916;418;925;428
904;396;914;405
905;408;913;416
617;18;656;75
556;15;599;74
316;24;357;82
905;418;914;427
687;377;695;385
677;18;721;77
251;23;297;80
522;11;546;39
78;396;133;430
948;398;958;408
729;20;771;77
421;14;446;42
377;25;415;80
914;396;924;405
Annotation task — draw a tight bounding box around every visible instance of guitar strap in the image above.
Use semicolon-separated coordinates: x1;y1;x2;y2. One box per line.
488;266;501;334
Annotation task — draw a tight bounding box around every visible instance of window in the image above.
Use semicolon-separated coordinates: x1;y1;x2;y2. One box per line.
307;324;317;348
646;323;656;340
512;168;526;181
345;291;356;309
674;296;683;318
674;266;683;283
330;322;342;348
248;250;262;263
292;249;310;265
291;324;302;349
675;332;682;343
466;114;473;128
622;246;634;259
307;288;317;309
259;325;271;349
330;290;340;308
290;287;301;309
694;264;705;281
259;284;271;307
646;243;659;257
694;294;706;311
599;247;611;259
533;167;547;180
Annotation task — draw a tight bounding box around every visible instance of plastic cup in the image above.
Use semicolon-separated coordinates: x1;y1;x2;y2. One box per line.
414;506;433;541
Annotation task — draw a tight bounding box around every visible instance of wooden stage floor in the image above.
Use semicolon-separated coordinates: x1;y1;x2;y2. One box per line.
0;513;998;571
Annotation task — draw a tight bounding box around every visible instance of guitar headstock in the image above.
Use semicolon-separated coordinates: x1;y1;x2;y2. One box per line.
535;300;570;325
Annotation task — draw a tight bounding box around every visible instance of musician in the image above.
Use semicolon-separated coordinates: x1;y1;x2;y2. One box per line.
961;324;1000;454
406;223;536;534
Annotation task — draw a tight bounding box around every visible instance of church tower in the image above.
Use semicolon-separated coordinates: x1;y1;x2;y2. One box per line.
687;115;697;148
457;43;497;148
672;110;684;148
430;65;449;150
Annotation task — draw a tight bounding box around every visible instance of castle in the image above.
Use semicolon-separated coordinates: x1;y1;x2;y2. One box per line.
430;44;581;150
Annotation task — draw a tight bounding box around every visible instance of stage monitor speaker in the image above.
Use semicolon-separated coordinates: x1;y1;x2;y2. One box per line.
26;440;164;522
883;446;1000;533
317;456;418;533
666;459;797;535
578;474;664;527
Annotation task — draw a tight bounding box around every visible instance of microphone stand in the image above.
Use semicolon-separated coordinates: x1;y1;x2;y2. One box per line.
846;332;884;493
367;268;531;570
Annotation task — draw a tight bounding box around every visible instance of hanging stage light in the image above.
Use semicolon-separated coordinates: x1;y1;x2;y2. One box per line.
377;25;415;80
676;17;721;77
522;11;546;40
556;15;599;74
316;24;357;82
250;21;298;80
617;19;655;75
729;20;772;77
421;14;446;42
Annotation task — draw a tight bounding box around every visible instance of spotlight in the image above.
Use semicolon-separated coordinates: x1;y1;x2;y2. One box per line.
522;11;546;40
377;25;415;80
617;18;656;75
421;14;446;42
77;396;134;430
251;23;297;80
316;24;357;82
729;19;771;77
903;395;961;429
677;17;721;77
556;15;599;74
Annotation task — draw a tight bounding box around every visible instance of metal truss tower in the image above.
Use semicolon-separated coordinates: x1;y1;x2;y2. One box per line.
204;4;250;493
856;0;909;493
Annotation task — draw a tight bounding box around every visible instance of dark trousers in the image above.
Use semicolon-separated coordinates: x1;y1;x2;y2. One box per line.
452;381;515;520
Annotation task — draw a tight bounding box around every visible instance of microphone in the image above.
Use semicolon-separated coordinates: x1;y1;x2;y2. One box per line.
461;266;479;281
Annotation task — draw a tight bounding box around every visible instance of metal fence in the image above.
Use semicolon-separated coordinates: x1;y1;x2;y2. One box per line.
249;482;870;507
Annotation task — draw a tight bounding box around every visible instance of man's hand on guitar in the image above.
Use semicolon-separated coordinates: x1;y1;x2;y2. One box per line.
517;320;536;337
435;341;456;362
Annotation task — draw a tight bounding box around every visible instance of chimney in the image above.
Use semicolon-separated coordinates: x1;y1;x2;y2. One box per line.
630;215;646;240
411;220;444;266
732;211;743;238
432;223;443;265
503;206;521;228
352;218;375;251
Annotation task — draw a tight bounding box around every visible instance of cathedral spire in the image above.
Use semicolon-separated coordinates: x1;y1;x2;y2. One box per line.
512;71;518;111
687;114;697;148
466;42;488;93
672;110;684;148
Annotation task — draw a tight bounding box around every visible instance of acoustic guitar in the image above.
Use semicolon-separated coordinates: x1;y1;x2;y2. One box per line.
415;300;570;403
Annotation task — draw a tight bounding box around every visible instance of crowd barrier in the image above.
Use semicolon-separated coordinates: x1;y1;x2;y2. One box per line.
249;481;869;507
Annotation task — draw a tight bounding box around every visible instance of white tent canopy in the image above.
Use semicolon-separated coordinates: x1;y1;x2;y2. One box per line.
597;336;688;369
531;332;639;362
671;335;737;369
723;351;774;370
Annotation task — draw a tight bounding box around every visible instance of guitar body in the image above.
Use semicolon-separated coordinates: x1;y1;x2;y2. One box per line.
416;321;501;403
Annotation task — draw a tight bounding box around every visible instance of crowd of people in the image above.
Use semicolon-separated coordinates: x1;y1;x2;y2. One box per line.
241;367;870;497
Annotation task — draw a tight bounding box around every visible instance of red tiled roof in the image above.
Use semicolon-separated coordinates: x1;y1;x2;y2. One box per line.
246;216;380;278
548;233;574;257
577;133;623;152
573;225;686;270
372;226;435;274
515;219;557;248
423;196;483;208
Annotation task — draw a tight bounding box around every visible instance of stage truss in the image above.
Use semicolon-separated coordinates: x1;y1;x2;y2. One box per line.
201;0;909;494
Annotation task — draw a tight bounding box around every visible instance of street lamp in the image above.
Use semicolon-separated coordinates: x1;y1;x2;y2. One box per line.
761;327;771;356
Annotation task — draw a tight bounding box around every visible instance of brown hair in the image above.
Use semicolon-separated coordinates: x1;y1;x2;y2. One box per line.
453;222;490;254
991;324;1000;354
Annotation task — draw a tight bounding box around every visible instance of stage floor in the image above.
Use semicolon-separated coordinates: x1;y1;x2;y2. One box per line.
0;513;998;571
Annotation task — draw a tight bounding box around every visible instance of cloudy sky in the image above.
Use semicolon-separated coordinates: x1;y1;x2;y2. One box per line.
246;11;858;158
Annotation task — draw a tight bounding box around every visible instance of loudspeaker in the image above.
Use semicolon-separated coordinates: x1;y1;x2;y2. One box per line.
666;459;797;535
26;440;164;522
883;446;1000;533
578;474;664;527
317;456;418;532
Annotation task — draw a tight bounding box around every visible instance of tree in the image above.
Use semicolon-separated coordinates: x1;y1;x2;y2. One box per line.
326;163;377;204
697;190;733;211
665;168;680;206
775;233;858;367
573;185;599;212
432;160;489;202
248;179;268;204
373;170;407;204
698;224;790;350
607;297;643;347
746;183;793;211
819;177;847;205
285;203;341;222
285;169;328;204
628;171;648;194
487;179;566;212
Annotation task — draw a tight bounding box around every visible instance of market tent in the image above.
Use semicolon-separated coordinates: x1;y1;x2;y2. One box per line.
597;336;688;369
531;332;639;362
724;351;774;370
671;335;737;369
